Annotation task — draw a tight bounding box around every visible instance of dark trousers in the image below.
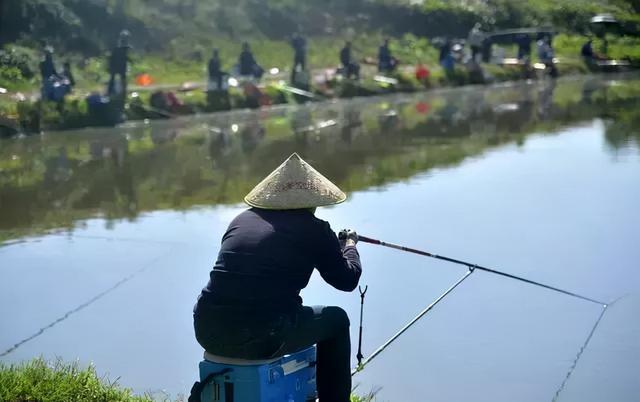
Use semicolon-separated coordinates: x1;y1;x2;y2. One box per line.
291;54;306;83
108;72;127;97
209;72;227;90
293;54;306;71
471;45;481;61
378;58;398;73
343;62;360;80
194;305;352;402
518;47;531;60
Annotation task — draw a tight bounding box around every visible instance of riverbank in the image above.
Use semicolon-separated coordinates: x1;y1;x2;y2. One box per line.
0;358;373;402
1;33;638;135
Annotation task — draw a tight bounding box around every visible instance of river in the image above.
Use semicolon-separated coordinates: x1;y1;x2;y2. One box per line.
1;74;639;402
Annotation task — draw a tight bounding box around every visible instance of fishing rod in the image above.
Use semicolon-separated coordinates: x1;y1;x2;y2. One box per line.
357;235;607;306
351;234;615;401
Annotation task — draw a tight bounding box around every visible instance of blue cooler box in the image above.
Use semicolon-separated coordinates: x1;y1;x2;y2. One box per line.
198;346;316;402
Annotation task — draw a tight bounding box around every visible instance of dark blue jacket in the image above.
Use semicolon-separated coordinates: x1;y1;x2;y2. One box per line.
239;51;257;75
340;47;352;66
196;208;362;312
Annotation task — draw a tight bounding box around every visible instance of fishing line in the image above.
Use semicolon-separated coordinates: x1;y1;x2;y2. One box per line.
552;295;625;402
352;235;612;381
0;247;175;358
57;234;187;246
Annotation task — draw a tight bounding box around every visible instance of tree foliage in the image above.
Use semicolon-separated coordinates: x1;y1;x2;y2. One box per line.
1;0;638;58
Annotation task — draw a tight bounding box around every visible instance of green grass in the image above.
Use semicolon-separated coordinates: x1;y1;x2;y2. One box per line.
351;394;376;402
4;32;639;94
0;358;152;402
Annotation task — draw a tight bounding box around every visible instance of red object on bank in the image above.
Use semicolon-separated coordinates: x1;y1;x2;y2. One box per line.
415;64;430;81
416;102;430;114
136;73;154;86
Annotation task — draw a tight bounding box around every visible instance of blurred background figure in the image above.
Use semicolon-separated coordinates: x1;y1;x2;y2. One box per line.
467;23;484;62
62;61;75;90
238;42;264;80
39;46;58;83
516;33;531;61
291;33;307;79
439;39;455;75
208;49;227;90
537;35;557;77
108;30;132;96
378;38;398;73
340;41;360;80
40;46;72;102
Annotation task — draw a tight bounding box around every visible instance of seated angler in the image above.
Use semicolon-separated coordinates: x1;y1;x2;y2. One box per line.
193;153;362;402
378;38;398;73
238;42;264;80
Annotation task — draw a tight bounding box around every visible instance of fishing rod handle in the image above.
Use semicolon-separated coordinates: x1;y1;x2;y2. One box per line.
358;235;381;244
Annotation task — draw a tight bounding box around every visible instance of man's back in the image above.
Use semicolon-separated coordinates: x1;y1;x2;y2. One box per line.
197;208;360;312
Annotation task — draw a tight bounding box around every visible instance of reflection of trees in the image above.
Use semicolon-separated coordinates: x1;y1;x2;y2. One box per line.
604;107;640;150
1;77;640;241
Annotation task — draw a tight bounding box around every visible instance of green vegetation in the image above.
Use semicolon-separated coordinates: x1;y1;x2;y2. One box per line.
1;0;639;90
1;0;639;133
1;0;639;135
0;358;151;402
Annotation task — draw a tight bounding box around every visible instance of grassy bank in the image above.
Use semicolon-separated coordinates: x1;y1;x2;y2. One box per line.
0;358;374;402
2;32;639;93
0;358;151;402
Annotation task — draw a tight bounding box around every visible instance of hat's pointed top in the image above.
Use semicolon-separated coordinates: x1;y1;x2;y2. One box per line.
244;153;346;210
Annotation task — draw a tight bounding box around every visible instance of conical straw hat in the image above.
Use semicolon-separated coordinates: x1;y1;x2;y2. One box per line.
245;153;346;210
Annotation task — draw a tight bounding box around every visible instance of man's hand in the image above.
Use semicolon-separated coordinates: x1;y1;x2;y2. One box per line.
338;229;358;248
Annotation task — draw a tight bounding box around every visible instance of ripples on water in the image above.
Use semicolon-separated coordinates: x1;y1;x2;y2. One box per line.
1;75;640;402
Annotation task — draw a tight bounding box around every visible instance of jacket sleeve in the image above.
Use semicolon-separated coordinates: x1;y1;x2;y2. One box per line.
312;221;362;292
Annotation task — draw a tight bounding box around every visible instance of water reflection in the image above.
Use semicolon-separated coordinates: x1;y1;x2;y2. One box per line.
1;75;640;242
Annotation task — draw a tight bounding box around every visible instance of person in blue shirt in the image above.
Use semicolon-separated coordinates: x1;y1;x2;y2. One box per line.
194;153;362;402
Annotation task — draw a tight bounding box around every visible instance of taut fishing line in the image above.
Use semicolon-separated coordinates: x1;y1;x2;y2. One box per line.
0;246;177;358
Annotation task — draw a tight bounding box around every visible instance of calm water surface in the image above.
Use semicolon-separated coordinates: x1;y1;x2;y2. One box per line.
1;75;640;401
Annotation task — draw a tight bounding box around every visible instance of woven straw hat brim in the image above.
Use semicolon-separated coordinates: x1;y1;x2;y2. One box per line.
244;153;347;210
